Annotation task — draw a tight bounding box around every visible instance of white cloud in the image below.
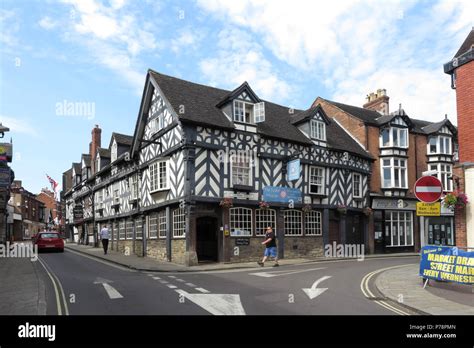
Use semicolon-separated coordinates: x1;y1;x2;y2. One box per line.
39;16;57;30
196;0;471;122
199;27;291;102
171;29;204;54
0;116;39;137
56;0;158;93
0;9;20;48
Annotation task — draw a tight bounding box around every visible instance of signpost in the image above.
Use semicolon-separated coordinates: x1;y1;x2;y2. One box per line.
414;176;443;203
287;159;300;181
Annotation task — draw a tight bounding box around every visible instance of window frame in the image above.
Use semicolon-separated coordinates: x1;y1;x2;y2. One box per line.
283;210;303;236
305;211;322;236
150;159;170;193
135;217;143;240
430;163;453;192
229;207;253;237
231;152;251;187
172;208;186;238
310;119;326;141
385;211;413;247
353;173;362;198
148;213;158;239
309;166;325;195
428;136;452;155
158;210;167;239
381;157;408;189
380;127;409;148
255;209;276;236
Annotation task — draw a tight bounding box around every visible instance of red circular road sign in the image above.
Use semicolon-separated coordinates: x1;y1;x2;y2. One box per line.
414;176;443;203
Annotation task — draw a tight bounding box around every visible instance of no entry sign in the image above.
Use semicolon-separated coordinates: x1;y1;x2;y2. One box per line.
414;176;443;203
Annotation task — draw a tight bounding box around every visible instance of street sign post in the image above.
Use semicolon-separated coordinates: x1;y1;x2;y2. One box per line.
414;176;443;203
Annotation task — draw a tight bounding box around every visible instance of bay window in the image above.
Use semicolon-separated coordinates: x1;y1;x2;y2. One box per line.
150;159;169;192
428;136;451;155
430;163;453;192
380;127;408;148
381;158;407;189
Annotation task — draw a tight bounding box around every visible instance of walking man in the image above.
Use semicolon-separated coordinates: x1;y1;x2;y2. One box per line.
258;226;279;267
99;225;110;255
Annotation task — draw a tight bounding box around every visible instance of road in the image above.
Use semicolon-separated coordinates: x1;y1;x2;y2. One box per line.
35;249;420;315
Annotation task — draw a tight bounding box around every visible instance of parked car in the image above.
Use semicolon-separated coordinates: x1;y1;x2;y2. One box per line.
33;232;64;252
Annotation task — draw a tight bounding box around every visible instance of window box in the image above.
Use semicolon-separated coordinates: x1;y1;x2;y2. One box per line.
232;184;253;192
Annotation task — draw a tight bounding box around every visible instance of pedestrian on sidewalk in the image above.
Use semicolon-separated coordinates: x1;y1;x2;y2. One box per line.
99;225;110;255
258;226;279;267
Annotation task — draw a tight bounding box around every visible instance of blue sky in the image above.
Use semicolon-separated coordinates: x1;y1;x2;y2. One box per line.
1;0;472;194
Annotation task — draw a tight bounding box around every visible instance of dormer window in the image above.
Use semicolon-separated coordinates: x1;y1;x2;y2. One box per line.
233;100;265;123
428;136;451;155
380;127;408;148
310;120;326;141
111;141;117;162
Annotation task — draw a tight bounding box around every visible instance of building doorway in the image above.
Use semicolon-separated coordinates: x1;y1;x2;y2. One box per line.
196;216;218;262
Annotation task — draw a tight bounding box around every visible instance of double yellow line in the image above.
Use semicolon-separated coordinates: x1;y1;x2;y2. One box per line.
37;257;70;315
360;265;412;316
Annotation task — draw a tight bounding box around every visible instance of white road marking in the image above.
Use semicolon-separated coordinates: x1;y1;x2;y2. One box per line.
175;279;185;282
168;275;177;279
249;267;326;278
196;287;210;293
176;290;245;315
302;276;332;299
159;280;169;284
152;277;161;280
185;283;197;287
93;278;123;300
167;284;177;289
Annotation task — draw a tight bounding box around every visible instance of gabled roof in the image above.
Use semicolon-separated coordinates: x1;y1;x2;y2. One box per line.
320;98;382;126
72;163;81;174
215;81;261;108
454;28;474;58
320;98;455;136
149;70;234;129
109;132;133;148
81;154;91;167
421;118;457;136
290;104;331;125
97;147;111;158
142;70;372;159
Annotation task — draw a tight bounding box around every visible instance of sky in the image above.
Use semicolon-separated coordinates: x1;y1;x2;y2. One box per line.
0;0;472;194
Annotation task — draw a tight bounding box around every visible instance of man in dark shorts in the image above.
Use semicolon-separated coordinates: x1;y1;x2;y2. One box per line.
258;226;279;267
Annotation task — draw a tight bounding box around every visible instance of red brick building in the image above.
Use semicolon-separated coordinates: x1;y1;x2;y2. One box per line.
444;28;474;250
313;91;457;254
36;188;64;234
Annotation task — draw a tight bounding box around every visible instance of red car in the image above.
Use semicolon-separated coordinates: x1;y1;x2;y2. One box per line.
34;232;64;252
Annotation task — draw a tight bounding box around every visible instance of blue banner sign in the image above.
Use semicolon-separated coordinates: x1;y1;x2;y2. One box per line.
287;159;300;181
419;245;474;285
262;186;302;204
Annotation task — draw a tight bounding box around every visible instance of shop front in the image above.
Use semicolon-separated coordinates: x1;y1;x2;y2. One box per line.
420;205;455;247
371;197;418;253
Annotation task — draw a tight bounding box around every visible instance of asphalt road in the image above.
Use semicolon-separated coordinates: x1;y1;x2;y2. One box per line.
36;250;420;315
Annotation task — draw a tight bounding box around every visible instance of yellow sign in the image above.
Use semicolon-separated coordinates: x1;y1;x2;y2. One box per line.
416;202;441;216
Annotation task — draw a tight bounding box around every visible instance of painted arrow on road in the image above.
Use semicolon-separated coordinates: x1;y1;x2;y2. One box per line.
176;290;245;315
94;277;123;299
302;276;332;299
249;267;326;278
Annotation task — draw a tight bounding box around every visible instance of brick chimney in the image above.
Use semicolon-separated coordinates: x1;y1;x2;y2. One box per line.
90;125;102;175
363;89;389;115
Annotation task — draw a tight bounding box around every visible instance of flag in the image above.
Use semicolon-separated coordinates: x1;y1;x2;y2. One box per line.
46;174;58;197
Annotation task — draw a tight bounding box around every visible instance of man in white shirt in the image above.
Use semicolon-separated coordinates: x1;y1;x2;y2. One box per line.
99;225;110;255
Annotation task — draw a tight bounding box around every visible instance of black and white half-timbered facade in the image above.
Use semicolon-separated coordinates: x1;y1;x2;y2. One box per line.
63;70;373;265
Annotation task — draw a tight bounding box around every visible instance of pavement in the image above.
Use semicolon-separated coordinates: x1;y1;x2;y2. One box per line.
64;242;419;272
0;255;47;315
374;264;474;315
